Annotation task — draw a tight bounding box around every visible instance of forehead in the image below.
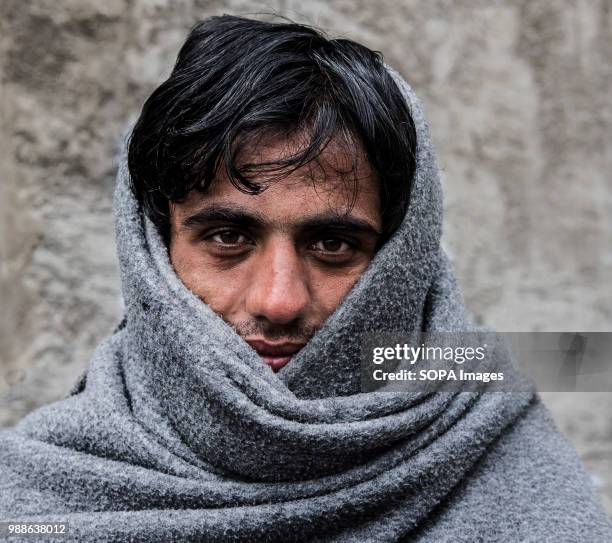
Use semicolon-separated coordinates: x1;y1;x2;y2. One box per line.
174;132;381;225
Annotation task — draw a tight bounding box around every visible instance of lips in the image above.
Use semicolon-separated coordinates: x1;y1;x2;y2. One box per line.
246;339;304;372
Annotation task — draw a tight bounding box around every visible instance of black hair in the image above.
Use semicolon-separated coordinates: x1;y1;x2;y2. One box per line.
127;14;417;245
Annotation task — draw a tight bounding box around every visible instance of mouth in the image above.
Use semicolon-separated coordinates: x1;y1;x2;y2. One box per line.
245;339;305;372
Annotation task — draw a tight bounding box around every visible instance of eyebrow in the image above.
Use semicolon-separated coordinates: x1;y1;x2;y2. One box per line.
180;204;382;237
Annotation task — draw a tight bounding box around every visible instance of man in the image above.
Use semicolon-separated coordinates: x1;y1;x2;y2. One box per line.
126;14;416;375
1;15;610;542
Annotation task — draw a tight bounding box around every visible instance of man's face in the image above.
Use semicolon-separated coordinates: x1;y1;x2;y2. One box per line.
169;134;382;371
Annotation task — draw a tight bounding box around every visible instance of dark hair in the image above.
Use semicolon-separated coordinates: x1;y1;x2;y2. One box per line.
127;14;417;245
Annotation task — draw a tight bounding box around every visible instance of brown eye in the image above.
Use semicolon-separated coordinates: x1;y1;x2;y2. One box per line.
210;229;247;245
312;238;351;253
322;239;343;251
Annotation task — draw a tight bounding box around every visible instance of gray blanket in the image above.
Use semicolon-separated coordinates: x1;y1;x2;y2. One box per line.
1;66;610;542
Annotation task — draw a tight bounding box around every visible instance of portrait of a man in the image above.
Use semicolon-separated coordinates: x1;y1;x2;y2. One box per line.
0;10;610;543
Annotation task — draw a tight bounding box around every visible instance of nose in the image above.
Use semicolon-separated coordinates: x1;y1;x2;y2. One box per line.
245;237;310;325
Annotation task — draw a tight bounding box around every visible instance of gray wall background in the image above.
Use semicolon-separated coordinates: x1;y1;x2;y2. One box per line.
1;0;610;514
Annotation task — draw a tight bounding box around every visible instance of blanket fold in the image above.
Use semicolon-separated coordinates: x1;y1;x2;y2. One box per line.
1;65;610;543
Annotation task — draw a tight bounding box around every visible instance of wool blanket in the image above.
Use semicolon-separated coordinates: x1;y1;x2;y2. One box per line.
1;66;610;542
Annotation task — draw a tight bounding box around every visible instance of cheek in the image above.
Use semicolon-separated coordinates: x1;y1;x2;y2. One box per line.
310;267;365;318
169;240;246;314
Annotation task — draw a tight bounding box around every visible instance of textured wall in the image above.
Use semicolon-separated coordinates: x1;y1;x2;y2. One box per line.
1;0;610;513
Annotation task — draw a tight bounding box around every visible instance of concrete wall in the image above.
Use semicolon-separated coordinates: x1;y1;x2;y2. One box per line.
1;0;610;513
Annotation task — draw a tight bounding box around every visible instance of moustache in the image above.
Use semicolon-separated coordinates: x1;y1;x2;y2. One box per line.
228;320;320;343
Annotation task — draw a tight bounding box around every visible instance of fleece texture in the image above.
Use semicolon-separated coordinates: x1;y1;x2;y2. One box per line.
0;66;610;543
